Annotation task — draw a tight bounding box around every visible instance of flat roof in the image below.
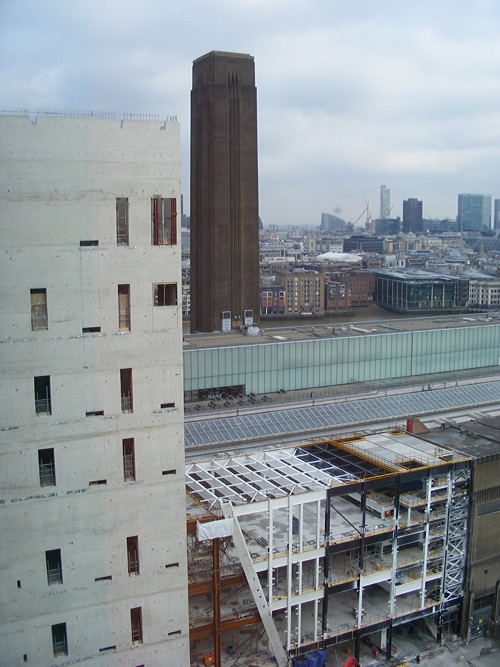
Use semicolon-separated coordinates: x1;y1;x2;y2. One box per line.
183;313;500;350
426;416;500;459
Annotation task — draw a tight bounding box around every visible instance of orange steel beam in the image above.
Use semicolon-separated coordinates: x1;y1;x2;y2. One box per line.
189;614;261;641
189;573;245;596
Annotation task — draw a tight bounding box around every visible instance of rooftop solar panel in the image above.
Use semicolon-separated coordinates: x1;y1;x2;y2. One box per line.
185;381;500;449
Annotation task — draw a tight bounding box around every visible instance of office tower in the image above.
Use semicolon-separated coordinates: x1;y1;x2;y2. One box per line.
402;198;423;233
0;112;189;665
190;51;260;333
380;184;390;219
457;193;492;232
320;212;346;232
494;198;500;231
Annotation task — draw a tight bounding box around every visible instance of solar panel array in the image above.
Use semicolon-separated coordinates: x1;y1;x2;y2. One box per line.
185;381;500;449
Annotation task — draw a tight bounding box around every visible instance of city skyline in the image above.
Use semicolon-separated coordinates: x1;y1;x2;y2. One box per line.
1;0;499;226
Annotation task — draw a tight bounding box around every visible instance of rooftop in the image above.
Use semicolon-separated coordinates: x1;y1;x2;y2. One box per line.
426;415;500;459
183;312;500;349
185;432;468;511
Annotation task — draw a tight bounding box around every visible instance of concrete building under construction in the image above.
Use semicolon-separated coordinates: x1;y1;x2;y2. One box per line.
185;430;474;666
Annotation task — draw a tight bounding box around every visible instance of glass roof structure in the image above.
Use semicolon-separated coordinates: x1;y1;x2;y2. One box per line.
185;380;500;449
185;432;463;510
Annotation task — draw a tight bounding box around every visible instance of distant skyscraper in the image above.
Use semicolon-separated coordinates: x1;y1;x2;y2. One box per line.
190;51;259;333
320;212;346;232
402;198;423;233
457;193;491;232
380;185;390;219
493;199;500;231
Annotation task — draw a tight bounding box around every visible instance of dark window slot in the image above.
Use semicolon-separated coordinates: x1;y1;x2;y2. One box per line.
153;283;177;306
86;410;104;416
46;549;63;585
82;327;101;333
118;284;131;331
30;288;48;330
51;623;68;657
168;630;181;636
116;197;129;245
99;646;116;652
38;448;56;487
120;368;133;413
79;240;99;246
165;562;179;568
151;196;177;245
127;536;140;575
130;607;143;644
162;469;176;476
160;402;175;409
34;375;51;415
123;438;136;481
94;575;112;581
89;479;107;486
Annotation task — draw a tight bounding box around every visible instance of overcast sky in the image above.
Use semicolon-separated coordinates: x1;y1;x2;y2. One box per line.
1;0;499;227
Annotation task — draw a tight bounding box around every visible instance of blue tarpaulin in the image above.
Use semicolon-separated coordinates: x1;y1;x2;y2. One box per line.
291;649;327;667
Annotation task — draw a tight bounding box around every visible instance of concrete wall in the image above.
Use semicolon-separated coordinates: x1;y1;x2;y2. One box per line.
0;114;189;666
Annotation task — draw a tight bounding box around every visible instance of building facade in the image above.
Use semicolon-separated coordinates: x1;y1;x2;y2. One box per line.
380;185;390;219
0;113;189;666
494;198;500;231
402;199;423;234
190;51;260;333
457;194;492;233
373;269;467;313
277;270;325;317
183;321;500;399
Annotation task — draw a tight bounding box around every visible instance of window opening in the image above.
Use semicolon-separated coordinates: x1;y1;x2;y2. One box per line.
118;284;131;331
123;438;136;481
30;289;48;330
116;198;129;245
127;536;139;575
79;240;99;247
120;368;133;413
34;375;51;415
151;196;177;245
82;327;101;333
153;283;177;306
51;623;68;657
130;607;143;644
46;549;63;585
38;448;56;487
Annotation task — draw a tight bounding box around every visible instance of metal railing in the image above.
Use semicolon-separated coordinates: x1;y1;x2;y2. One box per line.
123;453;135;481
31;309;48;330
35;397;51;415
53;639;67;656
47;565;63;585
121;394;133;413
119;308;130;330
39;462;55;486
116;222;129;246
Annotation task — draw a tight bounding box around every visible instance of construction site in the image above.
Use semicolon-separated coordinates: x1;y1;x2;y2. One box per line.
185;429;474;667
